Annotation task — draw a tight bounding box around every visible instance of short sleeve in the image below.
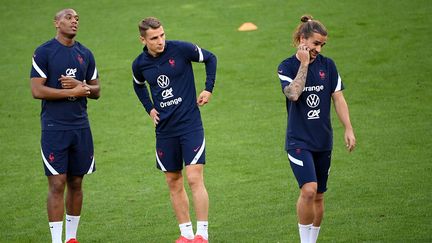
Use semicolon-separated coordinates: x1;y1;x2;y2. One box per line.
328;59;344;92
31;47;48;78
86;50;98;81
277;60;296;91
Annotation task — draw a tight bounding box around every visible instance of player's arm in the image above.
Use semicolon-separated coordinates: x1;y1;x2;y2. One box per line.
198;47;217;106
57;75;100;99
201;48;217;93
284;44;310;101
85;78;100;99
133;80;159;125
332;91;356;152
133;80;154;113
179;42;217;106
132;65;158;125
82;51;100;99
31;77;90;100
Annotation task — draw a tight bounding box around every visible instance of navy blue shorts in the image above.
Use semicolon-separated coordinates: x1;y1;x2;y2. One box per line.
41;128;95;176
287;149;331;193
155;130;206;172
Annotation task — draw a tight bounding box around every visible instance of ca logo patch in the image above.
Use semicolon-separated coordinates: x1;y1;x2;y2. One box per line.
161;88;174;100
65;68;77;77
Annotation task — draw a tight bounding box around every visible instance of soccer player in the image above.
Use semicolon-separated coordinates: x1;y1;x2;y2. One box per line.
132;17;216;243
277;15;356;243
30;9;100;243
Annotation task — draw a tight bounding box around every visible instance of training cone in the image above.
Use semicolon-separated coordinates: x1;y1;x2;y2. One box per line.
238;22;258;31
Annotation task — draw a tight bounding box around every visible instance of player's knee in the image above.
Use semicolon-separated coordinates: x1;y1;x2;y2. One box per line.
49;180;66;195
166;174;183;189
66;176;83;191
186;172;203;187
300;183;317;202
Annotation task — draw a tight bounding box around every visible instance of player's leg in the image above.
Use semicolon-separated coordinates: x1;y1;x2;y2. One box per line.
165;171;191;223
166;171;195;243
185;165;208;221
156;136;194;241
313;192;325;226
310;193;324;243
297;182;317;224
309;151;332;242
47;176;68;221
185;165;208;243
64;128;95;242
41;130;70;243
182;130;208;242
65;175;84;242
288;149;317;243
47;174;67;243
66;175;84;215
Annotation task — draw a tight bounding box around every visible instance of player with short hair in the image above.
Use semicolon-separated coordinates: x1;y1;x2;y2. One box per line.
132;17;217;243
277;15;356;243
30;8;100;243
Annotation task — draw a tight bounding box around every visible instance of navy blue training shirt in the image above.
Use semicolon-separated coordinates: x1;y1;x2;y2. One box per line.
30;38;98;130
278;54;343;151
132;40;217;138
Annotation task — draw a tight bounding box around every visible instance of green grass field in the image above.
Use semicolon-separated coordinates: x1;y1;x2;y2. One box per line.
1;0;431;242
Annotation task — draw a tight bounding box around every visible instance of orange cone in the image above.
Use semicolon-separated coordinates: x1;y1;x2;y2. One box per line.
238;22;258;31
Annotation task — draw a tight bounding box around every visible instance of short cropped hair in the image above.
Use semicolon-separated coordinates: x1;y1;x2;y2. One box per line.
139;17;162;37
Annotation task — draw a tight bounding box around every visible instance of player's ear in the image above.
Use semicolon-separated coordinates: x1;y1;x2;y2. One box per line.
139;36;146;45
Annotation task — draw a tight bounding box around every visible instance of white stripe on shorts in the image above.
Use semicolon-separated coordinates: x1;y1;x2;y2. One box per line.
41;148;59;175
87;156;95;174
191;137;205;165
155;151;167;172
288;153;304;167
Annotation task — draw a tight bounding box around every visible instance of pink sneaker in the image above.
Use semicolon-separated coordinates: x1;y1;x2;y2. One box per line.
193;235;208;243
66;239;79;243
175;236;194;243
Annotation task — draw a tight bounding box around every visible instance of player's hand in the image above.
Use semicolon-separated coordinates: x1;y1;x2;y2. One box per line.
150;108;160;126
296;44;310;64
344;128;356;152
197;90;212;106
70;84;91;97
59;75;81;89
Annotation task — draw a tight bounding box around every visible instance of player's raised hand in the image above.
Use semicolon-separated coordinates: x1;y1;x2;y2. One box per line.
296;43;310;64
150;108;160;126
59;75;81;89
197;90;212;106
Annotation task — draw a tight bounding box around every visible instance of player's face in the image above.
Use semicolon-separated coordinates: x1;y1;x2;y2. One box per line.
301;33;327;62
55;9;79;38
141;26;166;57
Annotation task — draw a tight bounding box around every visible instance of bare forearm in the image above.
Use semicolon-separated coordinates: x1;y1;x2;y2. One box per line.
284;63;308;101
86;84;100;99
334;97;353;130
31;77;91;100
31;84;74;100
334;93;356;151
